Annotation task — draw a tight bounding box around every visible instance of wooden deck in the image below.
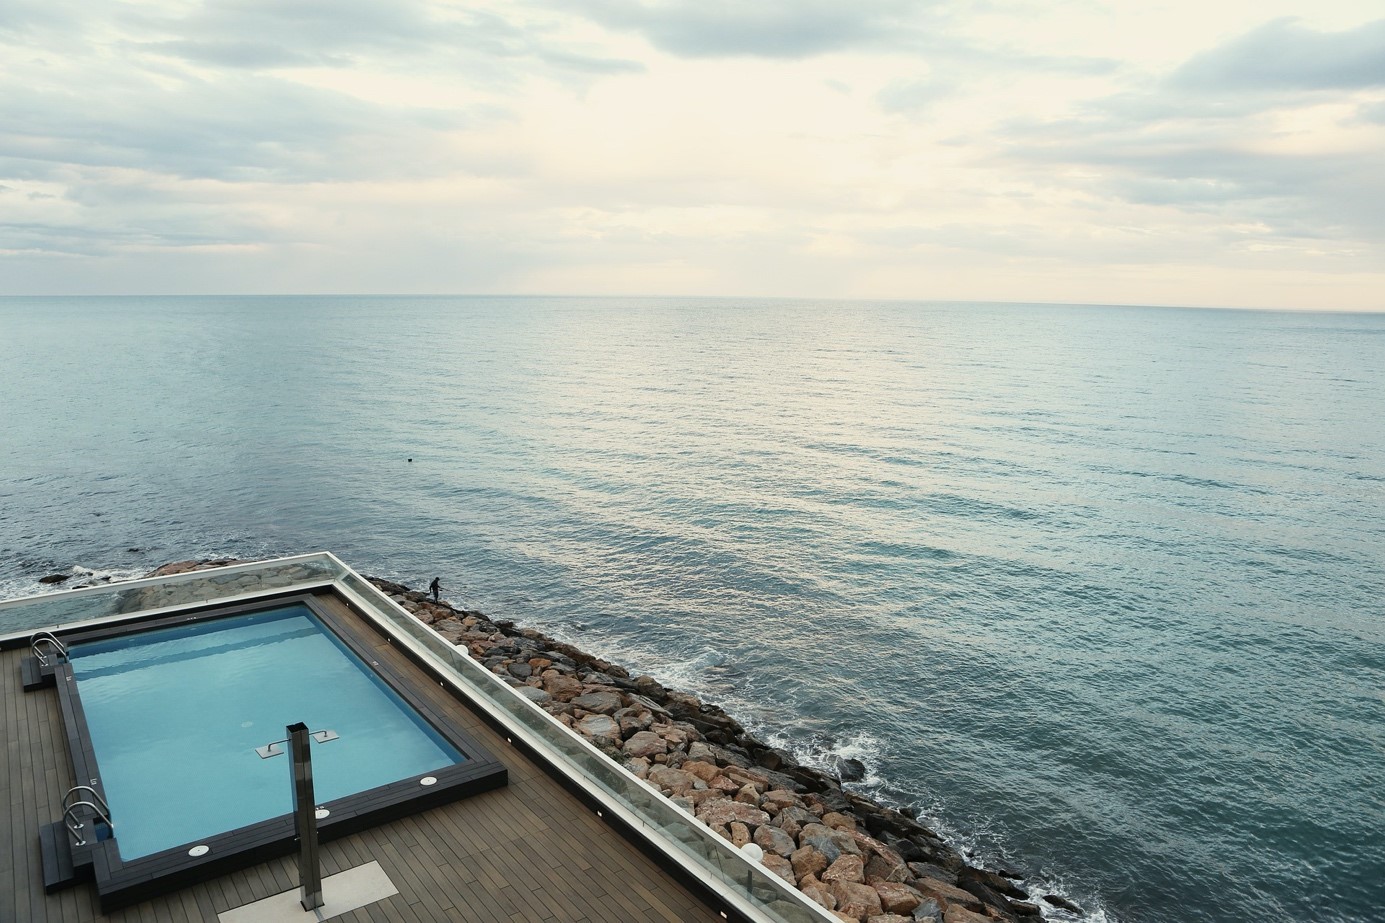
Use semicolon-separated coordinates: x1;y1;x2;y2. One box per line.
1;599;728;923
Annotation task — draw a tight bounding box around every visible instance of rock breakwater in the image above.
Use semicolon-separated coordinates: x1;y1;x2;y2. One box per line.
369;575;1082;923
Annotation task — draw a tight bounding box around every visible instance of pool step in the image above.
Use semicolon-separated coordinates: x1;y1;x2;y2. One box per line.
39;821;83;892
21;655;56;692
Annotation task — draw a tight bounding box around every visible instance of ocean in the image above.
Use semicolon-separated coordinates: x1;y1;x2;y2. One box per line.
1;296;1381;922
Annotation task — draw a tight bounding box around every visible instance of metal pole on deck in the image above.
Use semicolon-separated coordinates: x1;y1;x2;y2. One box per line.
287;722;324;912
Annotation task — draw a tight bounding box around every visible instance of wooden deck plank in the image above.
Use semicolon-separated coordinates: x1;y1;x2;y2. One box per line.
2;591;728;923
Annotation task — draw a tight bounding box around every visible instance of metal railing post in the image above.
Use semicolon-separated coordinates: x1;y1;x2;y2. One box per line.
287;722;323;911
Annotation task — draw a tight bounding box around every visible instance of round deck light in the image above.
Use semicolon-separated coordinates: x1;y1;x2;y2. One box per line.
315;807;330;819
420;776;437;786
188;845;210;857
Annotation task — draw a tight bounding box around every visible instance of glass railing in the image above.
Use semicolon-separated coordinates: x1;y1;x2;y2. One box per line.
0;554;343;640
336;570;832;923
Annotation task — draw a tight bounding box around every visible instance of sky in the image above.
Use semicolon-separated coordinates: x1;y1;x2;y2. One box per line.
1;1;1382;310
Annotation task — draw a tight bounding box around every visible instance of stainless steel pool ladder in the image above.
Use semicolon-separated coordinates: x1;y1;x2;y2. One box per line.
61;785;113;847
30;631;69;667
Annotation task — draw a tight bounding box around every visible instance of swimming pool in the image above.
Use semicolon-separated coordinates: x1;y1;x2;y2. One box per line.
41;591;507;910
69;603;464;859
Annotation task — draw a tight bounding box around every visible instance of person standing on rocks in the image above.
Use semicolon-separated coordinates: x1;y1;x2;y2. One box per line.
429;577;441;601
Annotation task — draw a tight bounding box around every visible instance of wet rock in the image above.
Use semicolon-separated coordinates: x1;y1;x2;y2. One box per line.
1042;894;1084;913
1009;901;1041;917
634;674;666;700
39;573;70;584
958;867;1027;900
914;879;984;914
622;730;669;759
832;755;867;782
907;862;958;885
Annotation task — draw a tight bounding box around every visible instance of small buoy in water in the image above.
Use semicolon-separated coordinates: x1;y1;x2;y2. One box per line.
407;458;412;462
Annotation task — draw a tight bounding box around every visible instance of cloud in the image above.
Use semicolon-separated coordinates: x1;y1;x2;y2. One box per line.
1171;17;1385;92
567;0;927;58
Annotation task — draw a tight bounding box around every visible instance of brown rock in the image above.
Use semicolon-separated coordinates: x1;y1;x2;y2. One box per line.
830;880;883;921
761;790;803;814
711;775;743;794
866;915;913;923
761;854;795;884
791;845;830;882
624;757;650;778
822;854;866;884
823;811;858;832
872;881;920;915
696;800;769;829
646;766;698;795
729;821;752;848
798;875;836;912
864;852;910;884
542;671;582;700
735;782;761;805
942;907;992;923
915;879;984;913
622;730;669;759
682;760;720;783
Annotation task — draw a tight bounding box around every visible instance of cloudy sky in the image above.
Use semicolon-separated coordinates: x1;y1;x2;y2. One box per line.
2;1;1382;309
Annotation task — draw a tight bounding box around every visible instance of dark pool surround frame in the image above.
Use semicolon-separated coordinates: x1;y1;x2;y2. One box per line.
33;590;508;913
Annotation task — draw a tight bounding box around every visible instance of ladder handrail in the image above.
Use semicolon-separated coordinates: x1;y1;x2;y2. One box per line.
30;631;69;667
62;800;114;848
63;784;111;819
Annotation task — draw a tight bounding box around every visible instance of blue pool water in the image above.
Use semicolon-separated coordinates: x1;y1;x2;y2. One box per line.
68;604;463;859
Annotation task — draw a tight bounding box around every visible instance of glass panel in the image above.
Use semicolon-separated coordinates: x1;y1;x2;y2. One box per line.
0;555;344;638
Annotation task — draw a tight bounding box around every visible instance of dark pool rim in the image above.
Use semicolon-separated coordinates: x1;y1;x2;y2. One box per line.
30;589;508;912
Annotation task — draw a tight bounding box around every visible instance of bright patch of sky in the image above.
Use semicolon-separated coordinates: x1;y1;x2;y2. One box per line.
1;0;1382;309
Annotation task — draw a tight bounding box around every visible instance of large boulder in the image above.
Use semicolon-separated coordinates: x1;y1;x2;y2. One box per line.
791;845;830;882
622;730;669;759
830;880;883;921
822;854;865;885
571;690;624;714
752;824;796;858
575;714;620;739
872;882;920;916
696;800;770;829
647;766;698;796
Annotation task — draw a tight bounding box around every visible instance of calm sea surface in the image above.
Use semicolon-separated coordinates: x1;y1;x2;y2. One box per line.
2;296;1382;922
